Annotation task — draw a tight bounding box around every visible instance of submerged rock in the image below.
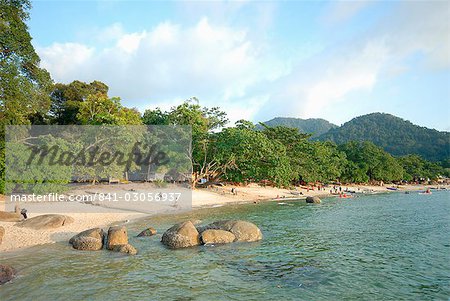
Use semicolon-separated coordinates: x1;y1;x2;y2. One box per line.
112;243;138;255
18;214;74;229
306;196;321;204
137;227;157;237
161;221;200;248
0;264;15;285
106;226;128;250
201;229;235;244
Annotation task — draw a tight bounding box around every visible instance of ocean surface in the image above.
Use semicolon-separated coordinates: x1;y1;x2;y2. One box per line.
1;191;449;300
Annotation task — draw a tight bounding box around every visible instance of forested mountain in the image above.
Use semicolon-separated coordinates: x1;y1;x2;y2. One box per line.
317;113;450;161
257;117;337;137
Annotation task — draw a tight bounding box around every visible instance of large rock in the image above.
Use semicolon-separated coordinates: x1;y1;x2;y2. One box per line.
200;220;263;242
71;236;103;251
0;211;22;222
106;226;128;250
161;221;200;248
137;227;157;237
306;196;321;204
0;226;4;245
201;229;235;244
112;244;138;255
69;228;104;245
0;265;15;285
18;214;74;229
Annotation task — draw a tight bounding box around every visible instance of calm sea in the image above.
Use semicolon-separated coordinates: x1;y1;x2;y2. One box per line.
1;191;449;300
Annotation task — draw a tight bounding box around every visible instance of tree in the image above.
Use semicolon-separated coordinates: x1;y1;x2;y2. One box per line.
215;123;292;187
49;80;108;124
339;141;404;182
142;98;228;187
76;93;142;125
398;154;445;181
0;0;52;124
1;0;53;193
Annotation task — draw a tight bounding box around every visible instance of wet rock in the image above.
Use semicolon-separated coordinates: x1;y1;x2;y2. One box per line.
161;221;200;249
201;229;235;244
136;227;157;237
18;214;74;229
0;265;15;285
106;226;128;250
200;220;263;242
69;228;104;245
112;244;138;255
306;196;321;204
71;236;103;251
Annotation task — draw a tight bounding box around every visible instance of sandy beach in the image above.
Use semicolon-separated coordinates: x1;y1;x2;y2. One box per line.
0;182;444;252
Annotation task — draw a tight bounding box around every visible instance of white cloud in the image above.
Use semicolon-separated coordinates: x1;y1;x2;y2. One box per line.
38;43;94;80
38;18;285;124
36;1;448;129
380;1;450;70
322;0;372;24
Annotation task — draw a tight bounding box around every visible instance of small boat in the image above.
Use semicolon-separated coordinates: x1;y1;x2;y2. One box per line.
419;189;432;195
386;187;398;191
339;194;353;199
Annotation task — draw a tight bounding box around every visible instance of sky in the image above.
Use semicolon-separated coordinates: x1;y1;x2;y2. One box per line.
28;0;449;131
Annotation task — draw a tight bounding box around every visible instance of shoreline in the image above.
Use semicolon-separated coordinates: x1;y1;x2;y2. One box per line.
0;183;446;253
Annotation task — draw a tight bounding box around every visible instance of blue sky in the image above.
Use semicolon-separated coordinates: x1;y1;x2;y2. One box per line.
28;0;449;130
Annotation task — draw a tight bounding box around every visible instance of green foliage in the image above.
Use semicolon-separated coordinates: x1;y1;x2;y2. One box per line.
258;117;337;137
214;125;292;186
339;141;404;182
49;80;108;124
398;154;446;181
77;93;142;125
5;134;73;194
319;113;450;162
0;0;53;193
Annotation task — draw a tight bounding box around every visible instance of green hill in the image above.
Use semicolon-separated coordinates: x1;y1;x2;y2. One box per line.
258;117;337;137
317;113;450;161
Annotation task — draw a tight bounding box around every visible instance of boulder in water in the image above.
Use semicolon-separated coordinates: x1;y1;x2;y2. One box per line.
71;236;103;251
200;220;263;242
136;227;157;237
0;265;15;285
69;228;104;245
306;196;321;204
18;214;74;229
112;243;138;255
106;226;128;250
201;229;235;244
161;221;200;248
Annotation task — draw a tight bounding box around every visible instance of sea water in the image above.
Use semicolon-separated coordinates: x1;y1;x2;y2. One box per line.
1;191;449;300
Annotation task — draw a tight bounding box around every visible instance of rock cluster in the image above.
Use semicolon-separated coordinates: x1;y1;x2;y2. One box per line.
69;226;137;255
161;220;263;249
